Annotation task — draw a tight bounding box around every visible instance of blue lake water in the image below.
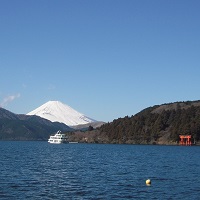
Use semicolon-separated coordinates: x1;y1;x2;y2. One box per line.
0;141;200;199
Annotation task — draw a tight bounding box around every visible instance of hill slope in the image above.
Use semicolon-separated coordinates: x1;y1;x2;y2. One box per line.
27;101;96;126
98;101;200;144
0;108;73;140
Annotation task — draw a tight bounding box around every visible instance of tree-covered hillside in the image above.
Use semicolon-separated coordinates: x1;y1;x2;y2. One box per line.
98;101;200;144
0;108;73;140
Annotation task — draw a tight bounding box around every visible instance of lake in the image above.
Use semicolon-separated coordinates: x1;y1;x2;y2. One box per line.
0;142;200;199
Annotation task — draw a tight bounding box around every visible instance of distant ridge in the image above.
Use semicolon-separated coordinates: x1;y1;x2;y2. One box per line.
27;101;96;126
0;107;72;141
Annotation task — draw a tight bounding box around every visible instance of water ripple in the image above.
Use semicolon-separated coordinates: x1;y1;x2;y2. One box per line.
0;142;200;199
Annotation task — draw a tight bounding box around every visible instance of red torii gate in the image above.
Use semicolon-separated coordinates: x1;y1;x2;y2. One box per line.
179;135;192;146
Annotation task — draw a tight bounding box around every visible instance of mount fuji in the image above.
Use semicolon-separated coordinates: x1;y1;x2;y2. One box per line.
27;101;96;126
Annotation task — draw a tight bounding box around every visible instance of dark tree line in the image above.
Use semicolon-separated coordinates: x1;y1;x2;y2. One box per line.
99;102;200;144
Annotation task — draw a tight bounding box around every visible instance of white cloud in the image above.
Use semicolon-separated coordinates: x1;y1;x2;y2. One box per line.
0;93;21;107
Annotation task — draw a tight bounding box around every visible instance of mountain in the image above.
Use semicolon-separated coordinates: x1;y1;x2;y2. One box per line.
68;101;200;144
71;121;106;131
27;101;96;126
98;100;200;144
0;107;73;140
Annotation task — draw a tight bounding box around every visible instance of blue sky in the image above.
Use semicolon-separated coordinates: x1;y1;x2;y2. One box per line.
0;0;200;122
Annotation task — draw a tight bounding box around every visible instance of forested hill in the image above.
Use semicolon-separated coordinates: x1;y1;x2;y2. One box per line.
0;108;73;140
99;101;200;144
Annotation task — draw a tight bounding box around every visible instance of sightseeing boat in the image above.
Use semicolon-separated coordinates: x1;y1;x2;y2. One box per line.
48;130;68;144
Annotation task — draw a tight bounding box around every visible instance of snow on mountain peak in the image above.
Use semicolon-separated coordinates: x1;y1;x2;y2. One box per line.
27;101;96;126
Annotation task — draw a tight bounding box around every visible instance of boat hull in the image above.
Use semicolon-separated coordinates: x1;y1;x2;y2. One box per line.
48;140;68;144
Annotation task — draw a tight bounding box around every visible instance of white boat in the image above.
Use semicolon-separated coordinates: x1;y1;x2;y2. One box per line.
48;130;68;144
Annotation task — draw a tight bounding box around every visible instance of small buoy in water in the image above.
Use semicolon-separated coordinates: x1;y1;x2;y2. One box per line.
146;179;151;185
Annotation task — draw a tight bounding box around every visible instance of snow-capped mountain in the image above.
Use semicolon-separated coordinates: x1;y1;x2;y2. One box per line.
27;101;96;126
